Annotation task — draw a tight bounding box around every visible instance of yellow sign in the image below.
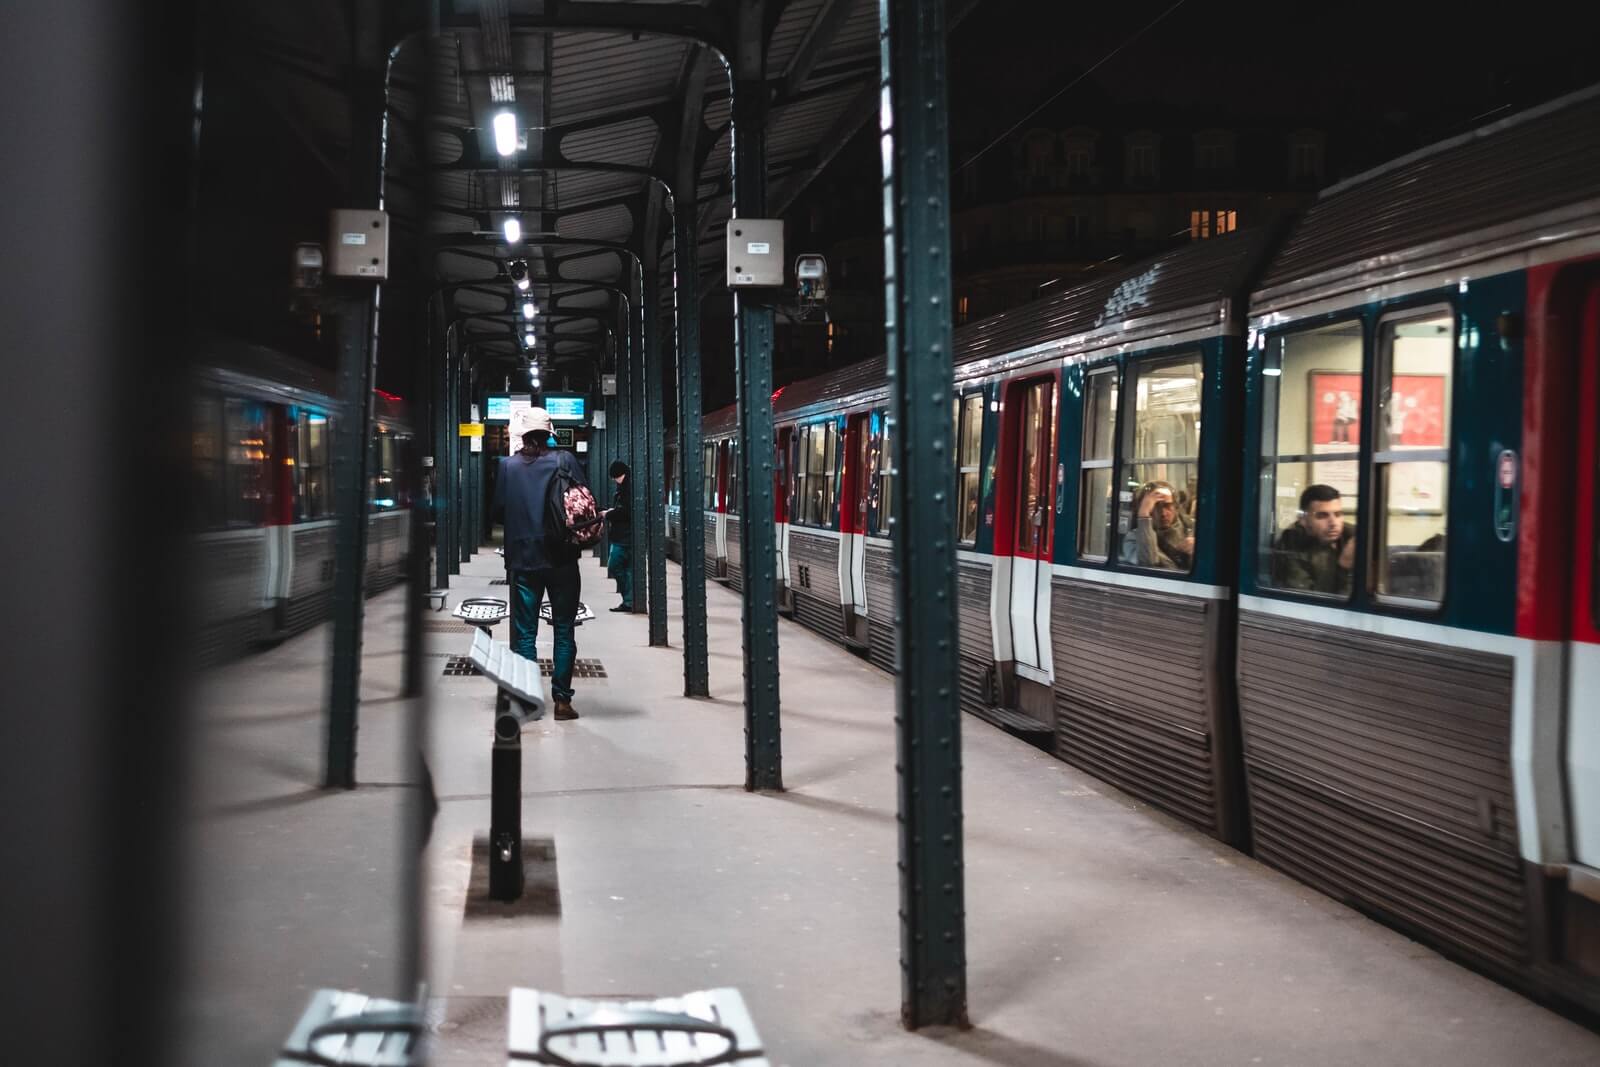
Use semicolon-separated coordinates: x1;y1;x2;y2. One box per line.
458;422;483;437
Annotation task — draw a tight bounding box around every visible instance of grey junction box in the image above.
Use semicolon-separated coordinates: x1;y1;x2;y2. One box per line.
725;219;784;287
327;209;390;279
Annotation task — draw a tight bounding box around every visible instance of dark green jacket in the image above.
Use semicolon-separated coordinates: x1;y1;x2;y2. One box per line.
1272;523;1356;594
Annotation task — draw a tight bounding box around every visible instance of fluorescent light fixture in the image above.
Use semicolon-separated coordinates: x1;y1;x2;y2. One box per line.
493;110;517;156
502;217;521;244
524;333;535;347
522;301;536;320
1263;367;1282;377
515;276;530;291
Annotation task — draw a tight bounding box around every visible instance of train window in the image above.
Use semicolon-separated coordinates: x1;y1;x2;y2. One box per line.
957;393;984;544
192;394;225;530
295;410;331;520
1015;380;1055;554
795;421;838;526
1077;367;1119;560
1258;320;1363;597
1373;311;1453;605
727;440;741;516
1119;354;1202;572
874;417;893;537
224;399;270;527
370;431;400;510
702;442;717;509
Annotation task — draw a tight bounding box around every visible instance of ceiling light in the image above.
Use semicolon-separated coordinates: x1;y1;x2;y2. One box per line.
503;217;521;244
524;332;536;347
493;110;517;157
522;301;536;320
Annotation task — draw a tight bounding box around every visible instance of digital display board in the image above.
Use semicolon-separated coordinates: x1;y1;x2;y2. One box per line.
485;395;511;421
545;394;587;422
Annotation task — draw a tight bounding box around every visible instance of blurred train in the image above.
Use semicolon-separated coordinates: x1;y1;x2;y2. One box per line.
190;339;414;665
668;87;1600;1010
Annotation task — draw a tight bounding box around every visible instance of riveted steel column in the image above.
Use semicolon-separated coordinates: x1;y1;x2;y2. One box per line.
673;193;710;696
434;319;454;588
643;266;669;645
880;0;968;1029
458;358;472;564
629;283;649;614
733;0;781;791
325;67;385;790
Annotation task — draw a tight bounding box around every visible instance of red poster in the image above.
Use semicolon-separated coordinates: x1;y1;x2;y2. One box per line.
1309;373;1361;447
1387;374;1446;448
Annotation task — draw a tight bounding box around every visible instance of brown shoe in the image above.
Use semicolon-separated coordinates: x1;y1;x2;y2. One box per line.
553;699;578;721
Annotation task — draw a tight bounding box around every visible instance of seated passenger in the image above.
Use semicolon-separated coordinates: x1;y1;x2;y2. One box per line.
1121;480;1195;570
1273;484;1356;594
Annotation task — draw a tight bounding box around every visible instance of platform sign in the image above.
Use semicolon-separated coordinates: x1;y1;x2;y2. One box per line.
545;394;587;423
485;395;511;421
554;427;575;449
458;422;483;437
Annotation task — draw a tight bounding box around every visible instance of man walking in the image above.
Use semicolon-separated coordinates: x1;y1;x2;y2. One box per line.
604;460;633;612
493;406;583;720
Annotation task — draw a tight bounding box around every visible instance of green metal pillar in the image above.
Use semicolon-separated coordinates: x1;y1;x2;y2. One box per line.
643;265;669;646
628;284;648;614
733;0;781;791
433;320;454;589
879;0;968;1029
458;358;472;564
614;302;635;605
325;67;385;790
673;190;710;697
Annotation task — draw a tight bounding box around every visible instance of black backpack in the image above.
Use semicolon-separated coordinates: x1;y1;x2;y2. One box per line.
545;455;604;553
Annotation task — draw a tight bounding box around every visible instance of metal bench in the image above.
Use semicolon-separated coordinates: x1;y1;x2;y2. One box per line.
455;596;511;633
469;627;546;901
426;589;447;611
507;987;768;1066
275;988;423;1066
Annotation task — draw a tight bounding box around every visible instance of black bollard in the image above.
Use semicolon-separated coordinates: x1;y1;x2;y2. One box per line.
489;690;524;901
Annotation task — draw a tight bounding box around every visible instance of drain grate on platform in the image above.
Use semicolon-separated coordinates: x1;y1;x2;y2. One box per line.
442;656;481;677
544;658;607;678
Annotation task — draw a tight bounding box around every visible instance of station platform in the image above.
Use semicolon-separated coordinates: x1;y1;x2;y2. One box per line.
422;552;1600;1066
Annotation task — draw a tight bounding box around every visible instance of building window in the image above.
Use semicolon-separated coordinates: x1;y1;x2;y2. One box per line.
1258;321;1364;597
1065;146;1092;177
1119;355;1203;572
1190;209;1235;239
1197;143;1224;171
1190;210;1210;239
1078;367;1119;560
1128;142;1157;181
1067;214;1089;242
1373;311;1453;604
1292;140;1323;181
957;295;970;325
1215;209;1237;235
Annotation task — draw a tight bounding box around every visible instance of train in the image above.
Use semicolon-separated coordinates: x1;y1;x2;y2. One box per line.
667;86;1600;1011
190;337;415;665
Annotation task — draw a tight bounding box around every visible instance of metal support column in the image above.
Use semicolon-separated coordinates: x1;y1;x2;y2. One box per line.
643;264;669;646
673;189;710;696
733;0;781;790
880;0;968;1028
324;65;386;790
458;358;472;564
628;284;648;614
614;303;635;604
434;320;454;588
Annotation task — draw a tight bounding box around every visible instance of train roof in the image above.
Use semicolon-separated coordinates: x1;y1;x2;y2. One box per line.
740;223;1279;425
1253;82;1600;314
192;332;411;427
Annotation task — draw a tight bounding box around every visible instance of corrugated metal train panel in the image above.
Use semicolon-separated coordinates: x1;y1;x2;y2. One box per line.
1236;611;1527;976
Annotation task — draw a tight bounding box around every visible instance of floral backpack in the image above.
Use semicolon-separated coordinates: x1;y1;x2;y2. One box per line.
545;454;604;552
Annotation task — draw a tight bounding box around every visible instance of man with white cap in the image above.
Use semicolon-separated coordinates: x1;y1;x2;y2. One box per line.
492;406;585;720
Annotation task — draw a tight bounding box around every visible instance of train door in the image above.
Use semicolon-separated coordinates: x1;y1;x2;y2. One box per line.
776;426;793;595
839;414;871;634
714;439;730;573
1566;279;1600;865
1000;376;1057;684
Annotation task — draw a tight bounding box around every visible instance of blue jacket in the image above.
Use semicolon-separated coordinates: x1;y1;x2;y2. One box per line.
494;447;586;572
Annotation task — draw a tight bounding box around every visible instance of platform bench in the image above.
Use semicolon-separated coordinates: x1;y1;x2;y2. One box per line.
507;986;769;1066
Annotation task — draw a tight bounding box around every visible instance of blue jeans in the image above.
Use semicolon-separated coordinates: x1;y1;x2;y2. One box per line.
510;563;580;703
607;543;633;607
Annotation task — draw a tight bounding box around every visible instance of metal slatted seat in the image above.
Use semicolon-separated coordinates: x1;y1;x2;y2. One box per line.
470;627;546;723
507;987;768;1067
275;988;422;1066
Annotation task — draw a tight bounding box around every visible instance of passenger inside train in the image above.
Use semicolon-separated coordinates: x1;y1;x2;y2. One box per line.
1271;483;1357;594
1121;479;1195;570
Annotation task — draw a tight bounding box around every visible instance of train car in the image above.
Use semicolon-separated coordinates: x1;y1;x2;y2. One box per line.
669;84;1600;1013
664;438;682;563
190;338;414;665
1233;85;1600;1006
701;406;736;583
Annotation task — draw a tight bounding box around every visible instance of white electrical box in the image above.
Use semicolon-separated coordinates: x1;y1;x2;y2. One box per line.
327;209;389;279
726;219;784;287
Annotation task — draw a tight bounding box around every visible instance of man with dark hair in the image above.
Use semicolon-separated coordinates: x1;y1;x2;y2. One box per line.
1273;483;1357;594
493;406;584;720
603;460;632;612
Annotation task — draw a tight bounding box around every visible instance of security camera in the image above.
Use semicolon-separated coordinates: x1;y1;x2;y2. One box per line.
291;243;324;290
795;253;827;280
508;259;531;291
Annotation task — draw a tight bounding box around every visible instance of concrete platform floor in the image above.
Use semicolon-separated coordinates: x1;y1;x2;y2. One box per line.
424;552;1600;1066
